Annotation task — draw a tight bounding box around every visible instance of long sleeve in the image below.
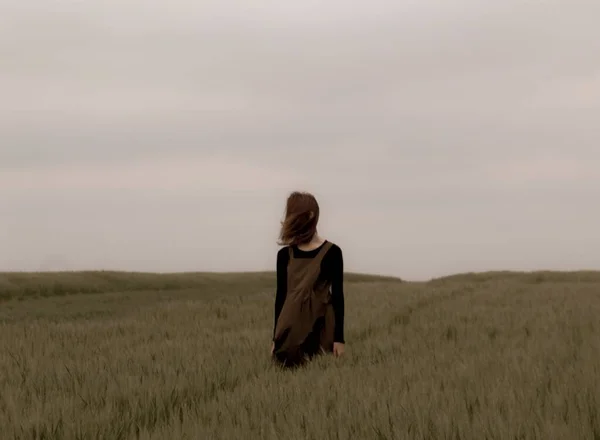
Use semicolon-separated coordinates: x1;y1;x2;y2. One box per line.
273;248;288;340
329;246;345;343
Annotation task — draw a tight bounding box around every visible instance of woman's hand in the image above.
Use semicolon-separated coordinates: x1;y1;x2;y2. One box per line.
271;341;275;354
333;342;345;357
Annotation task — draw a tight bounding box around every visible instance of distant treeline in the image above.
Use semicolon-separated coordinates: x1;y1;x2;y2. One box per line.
0;271;403;301
430;270;600;284
1;269;597;302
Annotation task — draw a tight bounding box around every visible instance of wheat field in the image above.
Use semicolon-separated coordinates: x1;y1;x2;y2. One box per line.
1;271;599;440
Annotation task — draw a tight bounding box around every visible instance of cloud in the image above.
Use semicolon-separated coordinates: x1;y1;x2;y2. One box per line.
2;0;598;120
485;154;599;187
1;0;600;277
525;71;600;111
0;153;307;193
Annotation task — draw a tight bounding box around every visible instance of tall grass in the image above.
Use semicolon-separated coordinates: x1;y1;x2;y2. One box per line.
0;271;598;439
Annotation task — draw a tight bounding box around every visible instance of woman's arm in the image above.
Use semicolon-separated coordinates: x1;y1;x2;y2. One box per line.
273;248;288;340
330;246;345;344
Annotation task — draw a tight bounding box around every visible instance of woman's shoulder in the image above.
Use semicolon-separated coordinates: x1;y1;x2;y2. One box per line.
277;246;292;259
327;240;341;249
325;241;342;256
322;241;343;268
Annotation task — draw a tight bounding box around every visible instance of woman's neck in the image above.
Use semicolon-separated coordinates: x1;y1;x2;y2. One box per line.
297;234;326;251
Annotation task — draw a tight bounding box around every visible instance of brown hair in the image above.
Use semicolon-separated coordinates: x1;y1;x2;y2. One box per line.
278;191;320;246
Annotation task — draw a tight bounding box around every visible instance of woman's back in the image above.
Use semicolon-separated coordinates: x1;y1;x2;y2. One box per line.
271;192;346;367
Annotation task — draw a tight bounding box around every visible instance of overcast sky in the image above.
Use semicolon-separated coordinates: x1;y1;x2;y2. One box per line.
1;0;599;280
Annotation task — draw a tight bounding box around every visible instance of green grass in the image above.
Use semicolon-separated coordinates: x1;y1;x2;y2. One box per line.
0;271;402;301
1;271;599;439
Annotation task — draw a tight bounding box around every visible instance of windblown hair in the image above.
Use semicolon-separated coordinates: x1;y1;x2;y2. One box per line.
278;191;320;246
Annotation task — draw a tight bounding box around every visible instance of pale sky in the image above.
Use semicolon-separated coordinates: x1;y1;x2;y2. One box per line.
1;0;599;280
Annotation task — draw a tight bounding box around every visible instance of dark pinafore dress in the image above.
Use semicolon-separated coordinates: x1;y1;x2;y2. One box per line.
272;242;336;367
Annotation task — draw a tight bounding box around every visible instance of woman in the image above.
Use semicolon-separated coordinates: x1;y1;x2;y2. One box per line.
271;191;345;367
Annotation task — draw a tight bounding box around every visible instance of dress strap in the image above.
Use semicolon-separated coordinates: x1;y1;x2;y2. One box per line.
314;241;333;264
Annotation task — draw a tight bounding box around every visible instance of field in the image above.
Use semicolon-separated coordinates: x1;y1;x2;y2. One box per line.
1;270;599;440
